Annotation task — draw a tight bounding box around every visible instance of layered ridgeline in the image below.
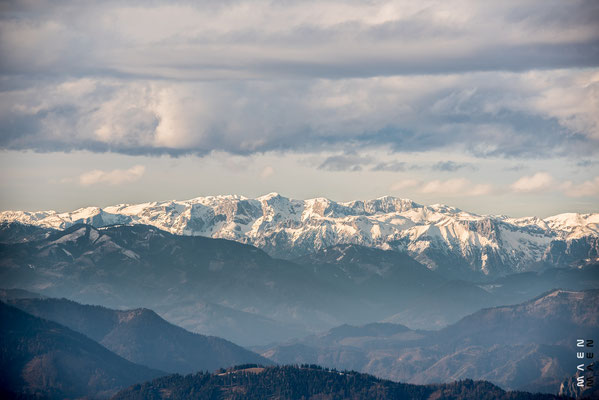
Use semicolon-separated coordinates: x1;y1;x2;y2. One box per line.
0;224;342;344
1;294;272;374
0;298;565;400
112;365;563;400
2;193;598;278
2;224;598;345
2;289;592;398
260;290;599;394
0;302;163;399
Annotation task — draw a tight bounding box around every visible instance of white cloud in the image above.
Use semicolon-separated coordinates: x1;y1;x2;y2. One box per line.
391;178;492;196
561;177;599;198
390;179;420;191
260;166;275;179
0;0;597;176
420;178;492;196
468;183;494;196
526;70;599;140
509;173;599;198
79;165;146;186
3;69;597;158
510;172;554;193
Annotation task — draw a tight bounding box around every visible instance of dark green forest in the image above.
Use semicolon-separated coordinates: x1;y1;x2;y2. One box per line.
113;365;565;400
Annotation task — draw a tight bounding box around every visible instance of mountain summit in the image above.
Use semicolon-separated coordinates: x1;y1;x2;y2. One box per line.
1;194;597;277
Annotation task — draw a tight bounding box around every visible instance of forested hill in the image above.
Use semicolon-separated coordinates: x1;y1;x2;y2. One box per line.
0;302;162;399
112;365;564;400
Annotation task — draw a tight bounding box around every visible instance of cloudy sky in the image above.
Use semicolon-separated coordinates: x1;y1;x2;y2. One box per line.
1;0;598;216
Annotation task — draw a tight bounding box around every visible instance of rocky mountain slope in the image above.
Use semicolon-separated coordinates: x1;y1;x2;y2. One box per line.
2;193;597;278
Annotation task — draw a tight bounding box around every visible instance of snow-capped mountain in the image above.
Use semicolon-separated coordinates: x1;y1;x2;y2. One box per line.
1;193;598;277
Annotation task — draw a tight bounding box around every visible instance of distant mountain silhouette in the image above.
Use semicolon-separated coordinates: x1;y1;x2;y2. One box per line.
263;289;599;394
2;223;598;346
0;224;322;344
3;296;273;374
0;302;162;399
294;244;445;306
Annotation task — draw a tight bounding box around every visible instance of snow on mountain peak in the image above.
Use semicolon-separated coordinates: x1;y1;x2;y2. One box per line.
258;192;282;201
1;193;597;276
543;212;599;239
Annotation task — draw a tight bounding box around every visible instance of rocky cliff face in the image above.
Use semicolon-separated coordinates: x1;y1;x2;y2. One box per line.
2;193;598;277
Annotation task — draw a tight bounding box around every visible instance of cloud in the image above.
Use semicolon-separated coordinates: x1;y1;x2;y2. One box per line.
420;178;493;196
1;1;597;80
509;172;599;197
390;177;492;196
371;161;409;172
576;159;599;168
431;161;476;172
510;172;554;193
318;154;372;171
0;2;598;159
503;164;528;172
2;70;598;158
561;177;599;198
260;166;275;178
319;155;412;172
468;183;495;197
79;165;145;186
390;179;420;191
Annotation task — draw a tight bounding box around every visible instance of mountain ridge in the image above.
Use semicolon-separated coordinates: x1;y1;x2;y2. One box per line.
2;193;598;277
2;222;597;344
111;364;564;400
261;289;599;394
0;301;164;399
2;295;273;374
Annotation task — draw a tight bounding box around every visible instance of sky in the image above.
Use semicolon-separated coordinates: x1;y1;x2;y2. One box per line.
1;0;598;217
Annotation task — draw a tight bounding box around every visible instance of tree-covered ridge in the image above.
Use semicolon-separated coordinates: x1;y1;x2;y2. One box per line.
4;296;272;374
112;365;566;400
0;302;163;399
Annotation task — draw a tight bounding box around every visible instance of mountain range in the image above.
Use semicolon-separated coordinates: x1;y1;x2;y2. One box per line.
0;223;333;344
2;223;597;345
0;291;278;399
259;289;599;394
2;194;598;398
3;288;595;397
1;294;271;374
2;193;598;278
